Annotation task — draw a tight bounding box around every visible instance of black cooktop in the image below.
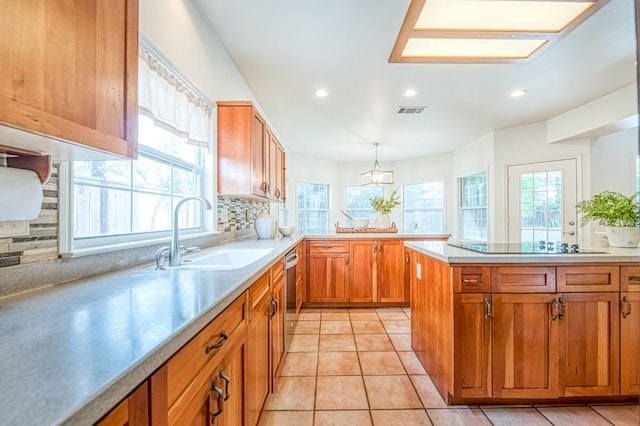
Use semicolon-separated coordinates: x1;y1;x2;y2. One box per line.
447;242;608;255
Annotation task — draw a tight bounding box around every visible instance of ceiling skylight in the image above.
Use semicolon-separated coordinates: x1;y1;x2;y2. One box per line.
390;0;607;63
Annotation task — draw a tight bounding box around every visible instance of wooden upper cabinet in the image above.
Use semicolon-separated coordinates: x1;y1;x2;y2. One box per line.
217;101;286;202
0;0;138;160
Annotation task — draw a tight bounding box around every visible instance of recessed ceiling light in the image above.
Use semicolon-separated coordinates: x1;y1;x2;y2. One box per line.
403;88;418;97
315;88;328;98
510;89;528;98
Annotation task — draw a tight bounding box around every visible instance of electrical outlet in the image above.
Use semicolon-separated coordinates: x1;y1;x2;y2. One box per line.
220;208;229;222
0;220;29;237
416;263;422;279
245;209;251;221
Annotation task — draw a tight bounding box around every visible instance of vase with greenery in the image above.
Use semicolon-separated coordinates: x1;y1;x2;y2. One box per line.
370;187;401;228
576;190;639;247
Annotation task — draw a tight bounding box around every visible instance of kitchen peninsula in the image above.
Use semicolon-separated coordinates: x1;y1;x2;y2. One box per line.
405;241;640;405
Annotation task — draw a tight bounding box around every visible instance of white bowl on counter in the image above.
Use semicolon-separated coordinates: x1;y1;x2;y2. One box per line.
351;218;369;229
279;226;295;237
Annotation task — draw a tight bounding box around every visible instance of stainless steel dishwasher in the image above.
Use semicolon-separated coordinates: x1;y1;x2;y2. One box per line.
284;247;299;350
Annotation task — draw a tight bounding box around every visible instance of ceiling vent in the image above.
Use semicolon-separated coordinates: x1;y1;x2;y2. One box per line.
397;106;426;114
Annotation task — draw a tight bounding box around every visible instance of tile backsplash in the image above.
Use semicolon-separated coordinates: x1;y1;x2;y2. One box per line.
0;166;59;268
217;195;270;232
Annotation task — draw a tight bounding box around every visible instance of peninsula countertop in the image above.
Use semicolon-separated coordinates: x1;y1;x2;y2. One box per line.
0;235;303;426
405;240;640;264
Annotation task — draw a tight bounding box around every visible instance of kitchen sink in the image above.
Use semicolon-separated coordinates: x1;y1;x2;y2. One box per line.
168;247;273;270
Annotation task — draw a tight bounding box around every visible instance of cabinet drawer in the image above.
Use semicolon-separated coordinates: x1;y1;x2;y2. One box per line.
248;272;271;319
166;293;247;411
308;240;349;254
621;265;640;292
557;266;619;292
492;266;556;293
452;267;491;293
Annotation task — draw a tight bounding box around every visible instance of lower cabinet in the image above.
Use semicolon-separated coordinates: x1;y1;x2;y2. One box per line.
559;292;619;396
621;291;640;395
377;240;405;303
271;263;286;388
411;250;639;404
97;381;149;426
246;295;270;426
210;336;246;426
492;293;560;399
307;247;349;303
452;293;492;399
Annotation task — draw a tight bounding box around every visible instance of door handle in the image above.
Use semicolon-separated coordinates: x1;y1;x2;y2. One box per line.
484;297;491;320
219;369;231;401
622;296;632;318
346;254;349;265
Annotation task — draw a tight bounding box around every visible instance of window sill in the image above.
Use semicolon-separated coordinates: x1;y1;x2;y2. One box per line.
61;230;222;259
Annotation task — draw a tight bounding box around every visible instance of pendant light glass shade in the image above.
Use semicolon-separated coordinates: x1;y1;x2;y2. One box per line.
361;144;394;186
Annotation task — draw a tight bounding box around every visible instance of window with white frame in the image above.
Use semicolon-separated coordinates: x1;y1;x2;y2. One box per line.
344;185;383;224
72;45;212;246
459;171;488;241
402;181;445;233
297;181;329;233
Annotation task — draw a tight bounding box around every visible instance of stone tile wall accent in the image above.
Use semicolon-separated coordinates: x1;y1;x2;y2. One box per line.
217;195;269;232
0;166;59;268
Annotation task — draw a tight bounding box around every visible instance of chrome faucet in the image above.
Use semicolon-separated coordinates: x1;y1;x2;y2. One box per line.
164;196;212;267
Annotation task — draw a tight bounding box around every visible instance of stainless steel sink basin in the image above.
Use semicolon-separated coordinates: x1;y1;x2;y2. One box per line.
169;248;273;270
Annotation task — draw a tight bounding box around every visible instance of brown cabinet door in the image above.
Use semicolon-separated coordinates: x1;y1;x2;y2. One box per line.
559;292;619;396
492;267;556;293
251;112;267;196
271;276;286;386
0;0;138;159
349;240;376;303
377;240;405;303
493;293;560;399
245;296;270;426
307;253;349;303
452;294;492;398
97;381;149;426
621;291;640;395
215;336;246;426
271;139;284;201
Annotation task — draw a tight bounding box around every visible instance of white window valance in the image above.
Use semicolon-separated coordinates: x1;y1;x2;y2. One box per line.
138;48;213;149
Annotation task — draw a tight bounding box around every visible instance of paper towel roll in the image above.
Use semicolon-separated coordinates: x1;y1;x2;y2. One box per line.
0;167;44;221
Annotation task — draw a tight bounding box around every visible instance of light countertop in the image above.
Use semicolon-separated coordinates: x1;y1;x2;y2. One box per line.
304;231;450;240
405;240;640;264
0;235;302;426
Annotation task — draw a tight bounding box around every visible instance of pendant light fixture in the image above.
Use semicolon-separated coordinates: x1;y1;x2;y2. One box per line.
361;143;394;186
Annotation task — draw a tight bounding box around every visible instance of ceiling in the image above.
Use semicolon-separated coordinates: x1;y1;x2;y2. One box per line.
194;0;636;163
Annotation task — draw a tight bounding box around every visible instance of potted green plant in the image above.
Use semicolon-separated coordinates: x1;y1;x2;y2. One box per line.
370;187;401;228
576;190;639;247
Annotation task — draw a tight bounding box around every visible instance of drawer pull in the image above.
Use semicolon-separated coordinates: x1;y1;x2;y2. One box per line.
622;296;632;318
628;276;640;282
205;330;228;354
462;277;483;285
219;369;231;401
320;244;333;249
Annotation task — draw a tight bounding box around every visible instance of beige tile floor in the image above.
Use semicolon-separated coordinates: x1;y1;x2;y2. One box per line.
260;307;640;426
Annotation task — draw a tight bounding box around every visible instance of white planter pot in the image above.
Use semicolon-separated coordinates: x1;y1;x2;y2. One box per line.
605;226;640;248
375;213;391;229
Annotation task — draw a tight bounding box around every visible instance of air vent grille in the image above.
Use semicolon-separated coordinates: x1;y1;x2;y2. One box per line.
397;106;426;114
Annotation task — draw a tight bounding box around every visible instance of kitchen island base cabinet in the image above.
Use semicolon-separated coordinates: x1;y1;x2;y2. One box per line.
307;241;350;303
409;248;639;405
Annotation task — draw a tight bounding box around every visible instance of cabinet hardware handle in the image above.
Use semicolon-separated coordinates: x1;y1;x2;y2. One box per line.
206;331;228;354
558;297;565;319
373;244;377;254
378;242;383;254
346;254;350;265
622;296;632;318
320;244;333;249
219;369;231;401
551;299;561;321
462;277;483;285
405;253;410;264
484;298;491;320
260;182;268;193
628;276;640;282
270;298;278;318
211;384;224;422
274;189;281;198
